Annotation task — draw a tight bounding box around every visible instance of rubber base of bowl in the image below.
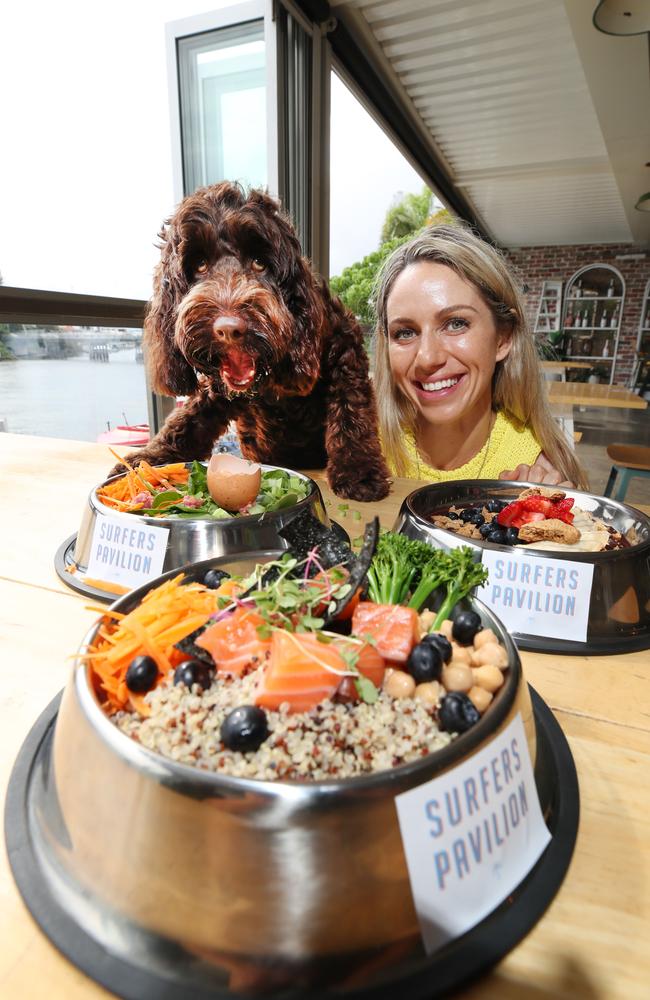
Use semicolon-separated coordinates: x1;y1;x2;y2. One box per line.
54;522;351;605
513;629;650;655
5;688;578;999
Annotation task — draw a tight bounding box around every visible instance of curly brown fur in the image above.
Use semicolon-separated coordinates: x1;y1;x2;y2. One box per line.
111;182;390;501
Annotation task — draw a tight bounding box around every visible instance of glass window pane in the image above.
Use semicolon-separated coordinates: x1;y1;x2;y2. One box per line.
0;325;147;442
177;22;266;194
329;72;438;280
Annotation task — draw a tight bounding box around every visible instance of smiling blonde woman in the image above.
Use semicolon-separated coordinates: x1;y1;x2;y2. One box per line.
373;224;588;490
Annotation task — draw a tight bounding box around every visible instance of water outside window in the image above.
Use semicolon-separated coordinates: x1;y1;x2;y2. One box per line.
0;326;147;441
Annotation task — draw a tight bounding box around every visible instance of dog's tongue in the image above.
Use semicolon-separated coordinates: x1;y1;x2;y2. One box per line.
222;349;256;389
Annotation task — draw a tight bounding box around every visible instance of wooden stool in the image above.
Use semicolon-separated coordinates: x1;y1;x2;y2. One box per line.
603;444;650;501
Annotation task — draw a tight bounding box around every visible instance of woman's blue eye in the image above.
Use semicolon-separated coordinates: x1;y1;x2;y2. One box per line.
447;317;469;332
391;328;416;342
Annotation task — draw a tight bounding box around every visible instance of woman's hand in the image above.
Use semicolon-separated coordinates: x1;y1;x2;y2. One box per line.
498;452;574;488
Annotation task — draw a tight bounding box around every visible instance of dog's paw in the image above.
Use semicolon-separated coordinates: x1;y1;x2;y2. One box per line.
328;467;391;502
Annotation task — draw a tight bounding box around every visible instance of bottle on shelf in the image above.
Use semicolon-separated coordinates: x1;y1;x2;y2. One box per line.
600;309;608;329
603;340;610;358
607;278;614;298
565;306;575;328
610;305;619;328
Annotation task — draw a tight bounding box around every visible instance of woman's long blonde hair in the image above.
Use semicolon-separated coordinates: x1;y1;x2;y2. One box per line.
373;224;588;489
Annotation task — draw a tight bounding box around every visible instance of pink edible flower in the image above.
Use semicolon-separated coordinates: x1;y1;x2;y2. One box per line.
132;491;153;508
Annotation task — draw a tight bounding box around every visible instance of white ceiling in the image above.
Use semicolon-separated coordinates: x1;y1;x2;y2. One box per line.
330;0;650;247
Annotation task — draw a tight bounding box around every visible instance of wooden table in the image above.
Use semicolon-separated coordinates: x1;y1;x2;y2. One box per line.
1;433;649;999
547;380;648;409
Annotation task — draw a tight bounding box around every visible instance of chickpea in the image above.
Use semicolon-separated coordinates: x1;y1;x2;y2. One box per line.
468;685;493;714
383;669;416;699
449;643;471;664
442;663;473;693
473;642;508;668
439;619;454;639
473;628;498;649
419;610;435;636
472;664;504;693
414;681;442;707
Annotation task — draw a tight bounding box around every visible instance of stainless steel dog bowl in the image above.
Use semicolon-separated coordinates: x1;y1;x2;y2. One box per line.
27;552;534;992
66;464;329;598
394;480;650;654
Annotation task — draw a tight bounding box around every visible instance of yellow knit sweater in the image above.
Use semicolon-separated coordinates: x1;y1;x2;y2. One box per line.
398;410;541;482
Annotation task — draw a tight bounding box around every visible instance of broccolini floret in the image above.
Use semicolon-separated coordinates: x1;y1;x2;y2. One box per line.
365;532;488;618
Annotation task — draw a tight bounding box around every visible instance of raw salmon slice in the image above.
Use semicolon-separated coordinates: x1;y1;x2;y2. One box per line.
255;631;344;713
196;607;271;676
351;602;420;664
336;639;386;688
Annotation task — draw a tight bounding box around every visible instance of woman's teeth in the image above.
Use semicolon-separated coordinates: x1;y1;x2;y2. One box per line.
421;377;459;391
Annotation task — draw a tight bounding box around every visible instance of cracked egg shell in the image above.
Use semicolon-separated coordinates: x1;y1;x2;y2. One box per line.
206;453;262;511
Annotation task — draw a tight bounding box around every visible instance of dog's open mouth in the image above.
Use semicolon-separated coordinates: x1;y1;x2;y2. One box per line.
220;348;257;393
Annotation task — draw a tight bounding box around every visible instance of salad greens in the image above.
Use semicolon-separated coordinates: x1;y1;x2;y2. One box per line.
134;462;311;519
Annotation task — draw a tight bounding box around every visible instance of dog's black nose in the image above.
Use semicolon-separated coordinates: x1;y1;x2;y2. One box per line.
213;316;246;341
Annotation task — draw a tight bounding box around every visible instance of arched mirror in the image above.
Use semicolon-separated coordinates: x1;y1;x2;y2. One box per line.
561;264;625;384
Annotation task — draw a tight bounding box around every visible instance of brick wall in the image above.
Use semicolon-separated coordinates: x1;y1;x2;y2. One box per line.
504;243;650;385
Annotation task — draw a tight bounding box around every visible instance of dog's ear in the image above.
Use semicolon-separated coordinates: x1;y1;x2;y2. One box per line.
143;224;198;397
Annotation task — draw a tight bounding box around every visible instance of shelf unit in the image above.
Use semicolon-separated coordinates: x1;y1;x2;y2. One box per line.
630;277;650;394
560;264;625;384
533;279;563;344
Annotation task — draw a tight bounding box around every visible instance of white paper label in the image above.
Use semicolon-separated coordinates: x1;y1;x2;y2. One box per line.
85;513;169;590
477;549;594;642
425;528;482;553
395;713;550;954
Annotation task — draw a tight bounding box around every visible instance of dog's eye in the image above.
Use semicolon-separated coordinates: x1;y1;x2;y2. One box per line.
195;260;209;275
250;259;266;273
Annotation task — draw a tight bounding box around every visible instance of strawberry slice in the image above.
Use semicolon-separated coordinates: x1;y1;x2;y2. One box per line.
550;497;575;524
520;511;546;524
520;495;553;515
497;501;522;527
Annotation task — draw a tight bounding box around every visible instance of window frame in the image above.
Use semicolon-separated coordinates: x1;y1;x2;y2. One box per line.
165;1;276;203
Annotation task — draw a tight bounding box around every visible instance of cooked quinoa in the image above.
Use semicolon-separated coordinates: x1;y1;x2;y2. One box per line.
114;667;454;780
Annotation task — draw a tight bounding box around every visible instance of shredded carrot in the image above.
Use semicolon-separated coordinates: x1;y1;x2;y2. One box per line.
97;457;190;511
82;574;221;716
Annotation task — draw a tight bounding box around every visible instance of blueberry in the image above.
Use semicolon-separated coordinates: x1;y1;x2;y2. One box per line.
407;641;443;683
204;568;230;589
459;506;479;522
452;610;483;645
439;692;481;733
446;510;460;521
466;512;485;527
125;655;158;693
221;705;269;752
505;527;519;545
421;632;452;664
485;499;507;513
487;528;507;545
173;659;213;690
479;523;494;538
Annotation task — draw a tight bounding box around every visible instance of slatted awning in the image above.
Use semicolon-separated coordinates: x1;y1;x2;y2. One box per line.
328;0;650;246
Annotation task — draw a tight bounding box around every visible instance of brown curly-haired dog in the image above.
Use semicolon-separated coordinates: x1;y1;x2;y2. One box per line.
113;182;390;501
